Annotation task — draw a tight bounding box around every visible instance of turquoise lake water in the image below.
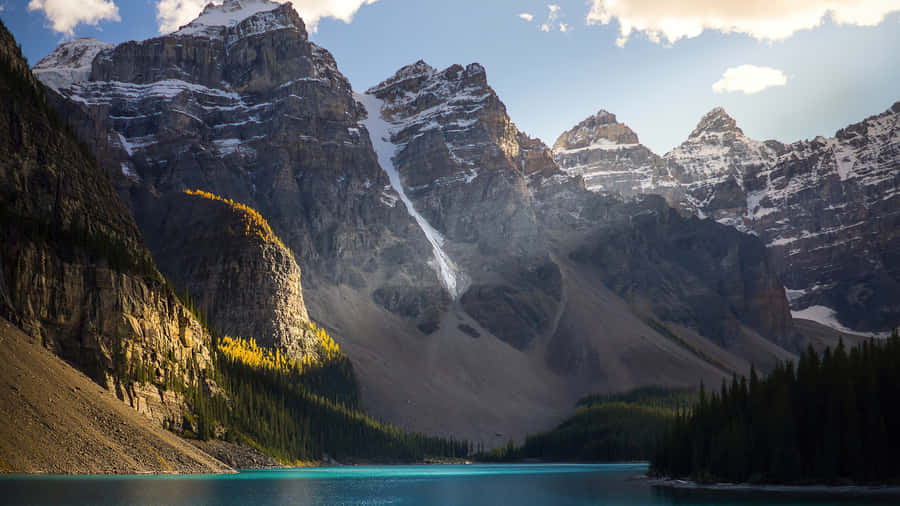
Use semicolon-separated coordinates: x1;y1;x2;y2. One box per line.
1;463;896;505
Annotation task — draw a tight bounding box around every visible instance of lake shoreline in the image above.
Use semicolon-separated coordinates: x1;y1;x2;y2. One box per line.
648;477;900;496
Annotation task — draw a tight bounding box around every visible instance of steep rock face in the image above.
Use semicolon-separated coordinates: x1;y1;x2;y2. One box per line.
664;106;900;332
367;61;558;252
139;190;319;358
750;106;900;331
552;110;671;196
361;60;565;343
0;20;214;424
41;0;429;299
556;105;900;332
529;173;799;356
568;195;796;351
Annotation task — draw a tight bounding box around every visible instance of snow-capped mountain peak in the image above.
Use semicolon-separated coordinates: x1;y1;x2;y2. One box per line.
32;37;113;91
666;107;775;183
172;0;296;38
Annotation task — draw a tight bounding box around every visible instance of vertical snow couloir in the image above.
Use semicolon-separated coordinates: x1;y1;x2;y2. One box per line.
356;92;469;299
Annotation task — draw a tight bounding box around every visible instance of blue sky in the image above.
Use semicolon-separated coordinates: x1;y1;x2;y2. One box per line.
3;0;899;154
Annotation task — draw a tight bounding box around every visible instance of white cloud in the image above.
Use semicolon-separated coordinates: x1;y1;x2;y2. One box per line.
712;65;787;94
156;0;206;33
27;0;120;36
519;12;534;22
586;0;900;47
291;0;378;31
156;0;379;34
539;3;566;32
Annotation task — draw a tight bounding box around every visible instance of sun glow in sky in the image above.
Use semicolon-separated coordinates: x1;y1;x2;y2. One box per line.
5;0;899;153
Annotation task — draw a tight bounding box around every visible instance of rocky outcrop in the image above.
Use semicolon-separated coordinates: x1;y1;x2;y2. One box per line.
555;105;900;333
138;189;320;359
0;19;213;421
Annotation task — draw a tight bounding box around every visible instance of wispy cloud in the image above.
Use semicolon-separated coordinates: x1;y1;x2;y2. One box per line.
156;0;379;34
540;4;565;32
27;0;120;36
712;65;787;95
519;12;534;22
587;0;900;47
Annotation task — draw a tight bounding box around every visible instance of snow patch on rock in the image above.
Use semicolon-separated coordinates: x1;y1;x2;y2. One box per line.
357;92;469;299
791;305;890;337
32;38;113;91
172;0;285;37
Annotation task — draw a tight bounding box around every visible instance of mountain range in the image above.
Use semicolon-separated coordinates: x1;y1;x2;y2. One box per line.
553;102;900;334
4;0;895;456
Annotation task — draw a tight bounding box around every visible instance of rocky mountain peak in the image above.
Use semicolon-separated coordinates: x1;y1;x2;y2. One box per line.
592;109;618;125
552;109;639;151
367;60;437;95
32;37;113;91
552;109;668;195
689;106;743;138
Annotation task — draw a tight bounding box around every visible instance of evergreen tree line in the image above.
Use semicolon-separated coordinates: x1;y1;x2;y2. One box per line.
160;295;472;463
190;349;470;463
479;387;694;462
652;332;900;485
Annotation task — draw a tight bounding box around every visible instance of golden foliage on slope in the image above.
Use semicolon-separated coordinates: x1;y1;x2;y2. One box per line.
183;189;288;251
218;322;343;373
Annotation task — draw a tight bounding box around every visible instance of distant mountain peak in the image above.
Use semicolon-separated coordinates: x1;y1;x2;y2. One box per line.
690;106;742;138
553;109;639;152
